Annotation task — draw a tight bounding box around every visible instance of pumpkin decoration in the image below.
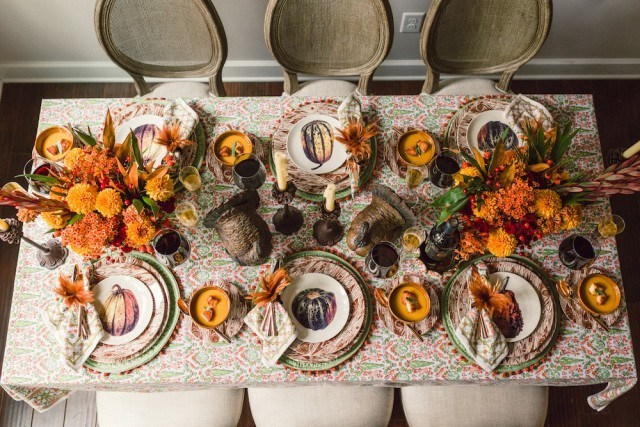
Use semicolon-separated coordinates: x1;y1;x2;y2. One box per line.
100;284;139;336
301;120;334;170
292;288;337;331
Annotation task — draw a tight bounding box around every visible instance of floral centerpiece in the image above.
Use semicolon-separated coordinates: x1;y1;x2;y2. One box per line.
0;111;191;258
433;120;640;259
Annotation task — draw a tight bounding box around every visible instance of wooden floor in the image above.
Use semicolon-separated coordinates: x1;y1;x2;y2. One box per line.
0;80;638;427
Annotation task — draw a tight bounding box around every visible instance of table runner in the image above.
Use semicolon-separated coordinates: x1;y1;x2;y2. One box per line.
1;95;636;412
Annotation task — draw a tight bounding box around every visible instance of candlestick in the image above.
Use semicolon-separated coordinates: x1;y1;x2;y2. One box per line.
313;200;344;246
271;182;303;235
622;140;640;159
0;218;68;270
324;183;336;212
274;152;288;191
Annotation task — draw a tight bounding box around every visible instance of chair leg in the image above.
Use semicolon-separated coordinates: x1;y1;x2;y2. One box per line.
357;73;373;95
283;70;299;95
132;75;151;97
497;71;516;93
421;69;439;94
209;73;226;97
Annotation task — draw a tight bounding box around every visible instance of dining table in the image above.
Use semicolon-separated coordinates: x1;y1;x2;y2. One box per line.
0;94;636;413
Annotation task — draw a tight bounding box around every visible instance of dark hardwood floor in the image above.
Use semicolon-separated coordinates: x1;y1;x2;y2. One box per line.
0;80;638;427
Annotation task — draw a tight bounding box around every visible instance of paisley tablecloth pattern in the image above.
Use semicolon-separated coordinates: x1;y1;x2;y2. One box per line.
1;95;636;412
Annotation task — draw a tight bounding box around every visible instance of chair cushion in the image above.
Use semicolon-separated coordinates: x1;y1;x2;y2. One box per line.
401;385;548;427
291;79;358;97
248;386;393;427
96;388;244;427
433;78;503;96
147;81;212;98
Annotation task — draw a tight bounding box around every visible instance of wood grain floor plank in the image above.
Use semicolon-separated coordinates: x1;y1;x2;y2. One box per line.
0;82;638;427
62;392;96;427
31;399;66;427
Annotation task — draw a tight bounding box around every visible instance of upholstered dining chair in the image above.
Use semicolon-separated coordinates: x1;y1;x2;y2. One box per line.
264;0;393;96
420;0;552;95
94;0;228;98
96;389;245;427
248;386;394;427
401;385;549;427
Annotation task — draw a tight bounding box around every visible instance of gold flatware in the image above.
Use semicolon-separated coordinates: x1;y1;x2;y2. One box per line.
556;279;609;332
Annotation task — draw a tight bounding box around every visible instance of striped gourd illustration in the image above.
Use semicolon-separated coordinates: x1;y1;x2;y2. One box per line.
301;120;334;169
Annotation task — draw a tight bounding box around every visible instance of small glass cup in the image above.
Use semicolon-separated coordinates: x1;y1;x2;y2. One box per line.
179;166;202;192
175;201;199;227
558;233;599;271
152;229;191;267
365;241;401;279
405;165;427;190
402;227;426;252
595;214;625;238
23;158;60;195
233;153;266;190
429;150;461;189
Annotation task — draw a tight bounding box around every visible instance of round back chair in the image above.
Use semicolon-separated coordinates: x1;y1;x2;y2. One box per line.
95;0;228;97
420;0;552;94
265;0;393;95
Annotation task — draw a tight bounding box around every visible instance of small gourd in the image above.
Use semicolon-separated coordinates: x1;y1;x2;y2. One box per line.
301;120;334;170
293;288;337;331
100;284;139;336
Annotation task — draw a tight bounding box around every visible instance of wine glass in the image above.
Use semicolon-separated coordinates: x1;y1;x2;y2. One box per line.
232;154;266;190
178;166;202;192
428;150;461;189
595;214;625;238
558;233;599;271
174;201;199;227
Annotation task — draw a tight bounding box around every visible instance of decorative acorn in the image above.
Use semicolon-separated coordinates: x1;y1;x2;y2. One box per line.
313;201;344;246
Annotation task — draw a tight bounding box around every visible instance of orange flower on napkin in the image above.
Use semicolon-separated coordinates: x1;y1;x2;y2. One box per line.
247;268;291;307
54;268;94;307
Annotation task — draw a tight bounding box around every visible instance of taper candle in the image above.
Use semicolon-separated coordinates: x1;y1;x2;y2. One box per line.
324;183;336;212
274;152;288;191
622;140;640;159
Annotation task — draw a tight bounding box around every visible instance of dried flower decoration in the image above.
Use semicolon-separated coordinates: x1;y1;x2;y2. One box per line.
154;122;194;152
335;117;379;163
247;267;291;307
55;267;94;307
468;266;511;317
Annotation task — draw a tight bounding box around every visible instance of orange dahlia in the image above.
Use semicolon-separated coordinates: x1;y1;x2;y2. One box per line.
534;189;562;219
486;228;517;257
66;183;98;214
145;174;174;202
64;148;85;170
41;212;68;229
95;188;122;218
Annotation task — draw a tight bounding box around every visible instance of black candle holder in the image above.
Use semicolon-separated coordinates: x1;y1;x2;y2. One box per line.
0;218;68;270
313;200;344;246
271;182;303;235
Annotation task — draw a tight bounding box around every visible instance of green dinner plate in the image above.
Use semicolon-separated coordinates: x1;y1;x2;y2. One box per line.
279;250;373;371
84;251;180;373
441;254;561;373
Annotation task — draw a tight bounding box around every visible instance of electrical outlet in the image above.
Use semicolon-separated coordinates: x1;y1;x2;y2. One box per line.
400;12;425;33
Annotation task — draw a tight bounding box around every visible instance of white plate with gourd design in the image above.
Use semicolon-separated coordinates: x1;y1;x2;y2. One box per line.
93;275;153;346
286;114;348;175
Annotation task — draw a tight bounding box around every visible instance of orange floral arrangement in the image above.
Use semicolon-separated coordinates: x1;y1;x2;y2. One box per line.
433;119;640;259
0;110;186;258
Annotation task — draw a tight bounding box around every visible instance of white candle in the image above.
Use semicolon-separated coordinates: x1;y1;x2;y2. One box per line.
324;183;336;212
274;152;288;191
622;140;640;159
0;219;9;232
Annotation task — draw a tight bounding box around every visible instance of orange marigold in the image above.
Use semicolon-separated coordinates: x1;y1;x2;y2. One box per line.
454;166;482;186
486;228;517;257
495;179;535;220
66;146;118;182
456;229;488;260
534;189;562;219
64;148;85;170
472;193;502;226
145;174;174;202
41;212;68;229
537;215;562;236
559;205;582;230
95;188;123;218
17;208;39;223
122;205;156;247
61;212;118;258
66;183;98;214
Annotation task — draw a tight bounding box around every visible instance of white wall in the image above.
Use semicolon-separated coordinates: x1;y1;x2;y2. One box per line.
1;0;639;82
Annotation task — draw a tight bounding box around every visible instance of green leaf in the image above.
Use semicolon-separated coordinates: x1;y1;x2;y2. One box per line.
132;198;144;214
67;213;84;226
16;174;61;184
71;126;97;146
129;131;145;169
487;140;505;172
141;195;160;217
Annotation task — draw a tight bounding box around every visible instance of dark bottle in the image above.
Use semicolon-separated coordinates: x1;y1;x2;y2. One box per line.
419;218;460;273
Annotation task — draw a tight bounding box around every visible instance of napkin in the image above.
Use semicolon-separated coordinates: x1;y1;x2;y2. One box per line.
504;94;554;136
163;98;199;140
43;300;103;371
337;92;362;128
455;307;509;372
244;302;297;367
43;265;104;371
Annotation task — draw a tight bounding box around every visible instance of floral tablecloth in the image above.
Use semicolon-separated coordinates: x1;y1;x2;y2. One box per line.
1;95;636;412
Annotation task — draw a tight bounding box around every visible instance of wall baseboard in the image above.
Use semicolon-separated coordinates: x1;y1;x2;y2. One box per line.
1;58;640;83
